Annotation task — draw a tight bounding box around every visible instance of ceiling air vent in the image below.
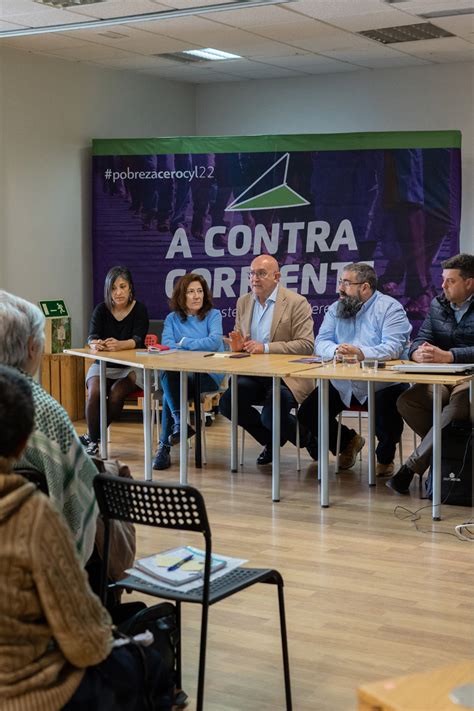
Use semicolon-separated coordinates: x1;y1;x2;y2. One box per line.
97;31;129;39
359;22;454;44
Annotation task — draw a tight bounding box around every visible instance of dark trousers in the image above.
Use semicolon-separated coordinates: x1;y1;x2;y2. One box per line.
298;382;408;464
63;645;173;711
219;375;298;447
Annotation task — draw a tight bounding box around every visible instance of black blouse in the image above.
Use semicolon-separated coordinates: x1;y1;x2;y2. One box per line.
88;301;149;368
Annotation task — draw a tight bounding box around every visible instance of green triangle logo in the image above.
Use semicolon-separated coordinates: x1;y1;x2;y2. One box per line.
225;153;309;212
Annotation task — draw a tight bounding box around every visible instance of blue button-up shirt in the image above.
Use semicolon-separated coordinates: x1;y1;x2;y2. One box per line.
450;294;473;323
250;284;279;354
315;291;412;406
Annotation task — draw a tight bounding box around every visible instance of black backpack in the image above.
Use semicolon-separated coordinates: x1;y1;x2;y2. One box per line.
425;422;473;507
112;601;188;708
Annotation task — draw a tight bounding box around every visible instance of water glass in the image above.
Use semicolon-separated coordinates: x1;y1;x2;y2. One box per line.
362;358;378;374
342;354;358;367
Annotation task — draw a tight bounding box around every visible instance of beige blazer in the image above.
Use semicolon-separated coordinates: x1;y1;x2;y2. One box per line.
235;285;315;403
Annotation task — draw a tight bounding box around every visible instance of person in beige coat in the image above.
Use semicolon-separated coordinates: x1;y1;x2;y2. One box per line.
0;365;172;711
220;254;315;464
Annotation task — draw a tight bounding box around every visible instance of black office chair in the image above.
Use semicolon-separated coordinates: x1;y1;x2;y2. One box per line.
15;468;49;495
93;474;292;711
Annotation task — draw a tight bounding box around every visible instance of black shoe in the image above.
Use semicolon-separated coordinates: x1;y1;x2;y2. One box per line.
256;445;272;465
153;443;171;470
386;464;415;495
168;424;196;447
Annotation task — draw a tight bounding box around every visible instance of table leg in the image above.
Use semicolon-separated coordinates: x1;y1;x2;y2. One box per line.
432;383;442;521
179;371;188;485
143;368;152;481
230;374;238;473
272;376;281;502
193;373;202;469
367;381;376;487
470;378;474;424
99;360;108;460
319;378;329;508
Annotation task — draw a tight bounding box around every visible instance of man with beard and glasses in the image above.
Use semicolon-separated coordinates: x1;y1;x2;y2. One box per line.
298;263;412;474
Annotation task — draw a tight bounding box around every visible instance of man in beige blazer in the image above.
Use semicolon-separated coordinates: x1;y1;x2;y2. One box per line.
219;254;315;464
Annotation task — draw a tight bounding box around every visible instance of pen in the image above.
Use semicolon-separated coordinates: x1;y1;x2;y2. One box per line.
203;353;215;357
167;554;194;572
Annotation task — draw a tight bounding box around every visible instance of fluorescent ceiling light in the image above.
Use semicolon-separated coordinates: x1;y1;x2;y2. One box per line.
183;48;242;60
421;8;474;18
0;0;295;39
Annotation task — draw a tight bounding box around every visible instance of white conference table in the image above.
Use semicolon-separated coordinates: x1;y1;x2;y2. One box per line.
292;361;473;520
65;348;316;501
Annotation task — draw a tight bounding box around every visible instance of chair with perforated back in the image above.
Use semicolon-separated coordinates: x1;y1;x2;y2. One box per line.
93;474;292;711
15;468;49;495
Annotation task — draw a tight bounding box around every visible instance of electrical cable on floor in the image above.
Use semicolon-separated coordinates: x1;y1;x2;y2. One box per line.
392;434;472;540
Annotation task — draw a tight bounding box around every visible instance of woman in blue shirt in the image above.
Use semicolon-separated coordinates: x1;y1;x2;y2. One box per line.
153;273;224;470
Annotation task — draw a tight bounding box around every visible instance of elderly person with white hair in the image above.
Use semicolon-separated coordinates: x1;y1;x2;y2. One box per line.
0;290;98;564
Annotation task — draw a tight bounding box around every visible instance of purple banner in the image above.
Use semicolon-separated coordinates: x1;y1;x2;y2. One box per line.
92;136;461;336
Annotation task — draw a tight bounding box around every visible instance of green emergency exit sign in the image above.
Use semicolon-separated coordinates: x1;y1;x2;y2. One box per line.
38;300;69;318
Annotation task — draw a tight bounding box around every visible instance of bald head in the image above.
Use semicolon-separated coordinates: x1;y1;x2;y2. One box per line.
249;255;281;304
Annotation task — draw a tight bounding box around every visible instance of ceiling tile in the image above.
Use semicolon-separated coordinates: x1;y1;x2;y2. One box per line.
64;1;172;19
0;19;27;30
428;14;474;40
291;28;383;53
397;35;474;55
1;8;98;27
394;0;474;14
289;0;395;21
61;25;194;54
203;4;298;27
252;52;361;72
319;10;425;32
248;19;337;43
40;43;134;60
0;32;86;50
92;53;179;69
321;47;433;68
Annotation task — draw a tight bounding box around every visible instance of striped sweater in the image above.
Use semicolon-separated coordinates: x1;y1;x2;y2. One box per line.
14;371;98;564
0;469;112;711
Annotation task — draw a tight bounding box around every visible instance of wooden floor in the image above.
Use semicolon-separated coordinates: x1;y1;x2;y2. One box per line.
79;415;474;711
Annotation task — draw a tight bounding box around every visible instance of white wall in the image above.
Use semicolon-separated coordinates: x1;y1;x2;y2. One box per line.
0;48;195;342
196;62;474;251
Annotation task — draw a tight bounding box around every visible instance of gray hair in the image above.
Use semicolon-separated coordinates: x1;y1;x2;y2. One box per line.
0;291;45;370
344;263;377;291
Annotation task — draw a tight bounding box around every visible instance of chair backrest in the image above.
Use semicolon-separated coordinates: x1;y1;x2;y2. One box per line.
148;319;165;343
93;474;212;602
93;474;210;534
15;468;49;496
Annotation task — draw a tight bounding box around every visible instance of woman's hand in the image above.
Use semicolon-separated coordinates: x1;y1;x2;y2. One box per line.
89;339;105;352
103;338;121;352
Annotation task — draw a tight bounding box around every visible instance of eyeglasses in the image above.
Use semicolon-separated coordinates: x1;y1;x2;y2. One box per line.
338;279;365;288
249;270;272;279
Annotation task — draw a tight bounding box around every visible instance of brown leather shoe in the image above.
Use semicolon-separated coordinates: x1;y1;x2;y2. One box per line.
376;461;394;477
338;434;365;470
